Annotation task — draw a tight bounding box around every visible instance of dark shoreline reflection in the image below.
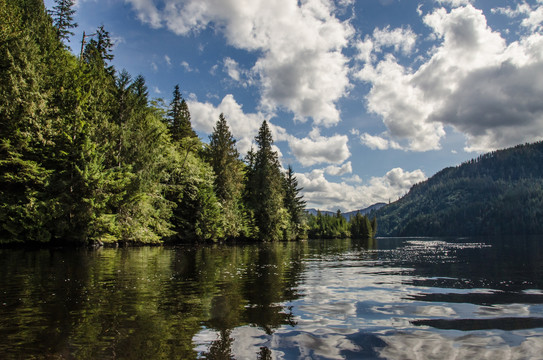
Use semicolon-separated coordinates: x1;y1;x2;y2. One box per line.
0;242;308;359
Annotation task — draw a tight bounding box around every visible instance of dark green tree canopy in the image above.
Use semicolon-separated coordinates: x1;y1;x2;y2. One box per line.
169;84;197;141
246;121;287;241
206;113;242;202
284;165;306;228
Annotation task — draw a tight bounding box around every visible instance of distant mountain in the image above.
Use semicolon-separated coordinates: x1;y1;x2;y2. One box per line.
306;203;386;218
343;203;386;219
375;141;543;237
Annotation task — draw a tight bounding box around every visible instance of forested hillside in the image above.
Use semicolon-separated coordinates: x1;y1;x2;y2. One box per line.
0;0;306;245
376;142;543;236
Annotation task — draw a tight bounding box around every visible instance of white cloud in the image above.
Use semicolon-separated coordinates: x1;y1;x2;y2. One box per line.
360;133;401;150
355;26;416;64
223;57;241;81
324;162;352;176
372;26;417;55
180;61;195;72
435;0;472;6
187;95;351;168
126;0;162;28
125;0;353;126
288;129;351;166
209;64;218;75
153;86;161;94
357;4;543;152
298;167;426;211
343;174;363;184
164;54;171;65
355;37;374;63
493;2;543;32
188;94;267;155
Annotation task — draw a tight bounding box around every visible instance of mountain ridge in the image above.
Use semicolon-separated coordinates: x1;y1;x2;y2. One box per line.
375;141;543;236
306;203;386;219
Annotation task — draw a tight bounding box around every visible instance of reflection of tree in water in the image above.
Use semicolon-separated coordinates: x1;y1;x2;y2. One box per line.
0;241;312;358
200;241;306;355
257;346;272;360
201;330;235;360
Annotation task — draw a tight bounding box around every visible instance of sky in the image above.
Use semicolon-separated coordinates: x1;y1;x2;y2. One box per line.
45;0;543;212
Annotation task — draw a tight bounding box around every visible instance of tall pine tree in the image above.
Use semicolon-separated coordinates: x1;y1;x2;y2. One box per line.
51;0;77;45
205;113;250;239
169;85;196;141
246;121;287;241
283;165;306;239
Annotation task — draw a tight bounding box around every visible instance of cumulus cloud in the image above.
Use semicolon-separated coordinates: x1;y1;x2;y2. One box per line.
356;3;543;152
126;0;353;126
493;2;543;32
355;26;417;64
223;57;241;81
372;26;417;55
298;167;426;211
288;129;351;166
360;133;401;150
187;95;351;166
126;0;161;28
324;162;352;176
188;94;267;155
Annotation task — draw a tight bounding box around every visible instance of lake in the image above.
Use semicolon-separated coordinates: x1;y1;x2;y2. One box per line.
1;236;543;359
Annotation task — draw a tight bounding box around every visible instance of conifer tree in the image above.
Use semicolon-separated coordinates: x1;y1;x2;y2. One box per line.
169;85;196;141
283;165;306;239
205;113;249;238
82;25;114;75
246;121;286;241
51;0;77;45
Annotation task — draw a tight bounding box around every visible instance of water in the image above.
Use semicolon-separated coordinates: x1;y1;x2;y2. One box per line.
1;236;543;359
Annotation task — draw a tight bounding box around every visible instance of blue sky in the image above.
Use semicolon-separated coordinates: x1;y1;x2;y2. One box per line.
46;0;543;211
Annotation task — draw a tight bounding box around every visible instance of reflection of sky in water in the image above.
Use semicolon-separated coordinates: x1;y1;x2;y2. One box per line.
193;238;543;359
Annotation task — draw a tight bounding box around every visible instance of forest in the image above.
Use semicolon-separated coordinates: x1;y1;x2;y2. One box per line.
0;0;307;245
306;210;377;240
376;141;543;237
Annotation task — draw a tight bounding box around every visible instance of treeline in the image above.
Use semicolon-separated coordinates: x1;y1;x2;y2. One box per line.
0;0;306;245
307;210;377;239
376;141;543;236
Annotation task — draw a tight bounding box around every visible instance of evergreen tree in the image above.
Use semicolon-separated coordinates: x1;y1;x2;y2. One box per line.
205;113;249;238
168;85;196;141
167;144;224;242
82;25;114;75
51;0;77;45
246;121;287;241
283;165;306;239
0;0;58;243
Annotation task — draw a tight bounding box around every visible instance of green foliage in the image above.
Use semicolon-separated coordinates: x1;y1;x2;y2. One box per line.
376;142;543;236
0;1;306;245
168;84;196;141
204;114;251;239
307;210;376;240
283;165;307;239
168;138;224;242
245;121;287;241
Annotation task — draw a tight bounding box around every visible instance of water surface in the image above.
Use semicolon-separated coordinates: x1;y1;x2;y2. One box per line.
1;236;543;359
